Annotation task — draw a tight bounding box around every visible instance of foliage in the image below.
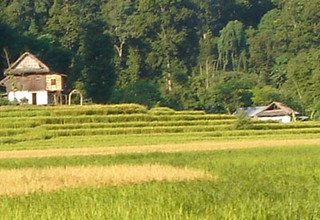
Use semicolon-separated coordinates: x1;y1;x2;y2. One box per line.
252;86;283;106
285;49;320;110
193;72;255;113
0;0;319;117
311;102;320;120
111;80;161;108
0;97;10;106
217;20;248;71
233;110;252;130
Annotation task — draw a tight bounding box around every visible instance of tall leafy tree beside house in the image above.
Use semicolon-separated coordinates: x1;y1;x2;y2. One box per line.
76;20;116;103
217;20;248;72
131;0;198;108
101;0;136;88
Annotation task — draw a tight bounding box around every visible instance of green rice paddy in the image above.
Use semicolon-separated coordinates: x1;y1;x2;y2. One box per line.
0;104;319;219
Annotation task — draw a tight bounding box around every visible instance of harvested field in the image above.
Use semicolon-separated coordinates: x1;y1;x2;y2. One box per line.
1;138;320;159
0;164;213;196
0;105;320;219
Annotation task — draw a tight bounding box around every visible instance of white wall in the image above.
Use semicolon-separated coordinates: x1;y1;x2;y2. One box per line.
36;91;48;105
258;116;291;123
8;91;48;105
8;91;32;104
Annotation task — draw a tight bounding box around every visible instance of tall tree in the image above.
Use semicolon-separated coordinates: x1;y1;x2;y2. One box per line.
234;0;275;27
247;9;282;85
217;20;248;71
0;0;52;34
134;0;194;92
102;0;135;60
285;49;320;111
46;0;84;51
101;0;137;90
76;20;116;103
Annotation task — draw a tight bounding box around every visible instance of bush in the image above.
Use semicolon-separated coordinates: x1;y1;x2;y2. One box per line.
148;107;176;115
111;80;161;108
0;97;10;106
233;111;252;130
311;102;320;120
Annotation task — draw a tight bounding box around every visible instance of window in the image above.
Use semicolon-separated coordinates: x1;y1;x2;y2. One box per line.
51;79;57;86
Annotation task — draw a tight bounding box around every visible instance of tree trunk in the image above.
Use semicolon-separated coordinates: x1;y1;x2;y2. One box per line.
3;48;11;68
114;40;125;58
205;58;210;89
166;60;173;92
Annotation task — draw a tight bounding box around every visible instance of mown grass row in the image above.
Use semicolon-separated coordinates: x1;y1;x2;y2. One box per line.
0;104;204;118
0;104;148;118
41;120;320;130
41;120;235;130
0;114;234;124
43;127;320;138
0;118;319;132
2;132;319;151
0;104;319;147
1;125;320;147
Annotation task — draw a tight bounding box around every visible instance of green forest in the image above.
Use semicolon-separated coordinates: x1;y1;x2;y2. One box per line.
0;0;319;117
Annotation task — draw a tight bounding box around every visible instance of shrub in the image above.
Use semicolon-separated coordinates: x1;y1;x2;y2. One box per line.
149;107;176;115
233;111;252;130
0;97;10;106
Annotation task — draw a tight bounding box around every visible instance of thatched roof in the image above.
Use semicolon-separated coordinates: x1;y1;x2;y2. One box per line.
4;52;50;76
0;76;9;86
240;102;299;117
256;102;299;117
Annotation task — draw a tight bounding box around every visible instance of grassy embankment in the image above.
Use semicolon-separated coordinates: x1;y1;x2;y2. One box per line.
0;104;319;150
0;104;319;219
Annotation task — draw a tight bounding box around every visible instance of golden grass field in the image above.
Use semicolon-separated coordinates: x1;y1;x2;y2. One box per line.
0;164;213;197
1;138;319;159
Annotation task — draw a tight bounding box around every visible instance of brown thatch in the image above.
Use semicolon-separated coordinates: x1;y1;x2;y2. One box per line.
6;68;50;75
0;76;9;86
256;102;299;117
4;52;50;76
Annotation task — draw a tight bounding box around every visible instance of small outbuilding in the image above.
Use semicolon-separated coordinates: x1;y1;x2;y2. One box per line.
238;102;300;123
0;52;66;105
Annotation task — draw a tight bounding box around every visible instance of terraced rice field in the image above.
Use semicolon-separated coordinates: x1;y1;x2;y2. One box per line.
0;104;319;219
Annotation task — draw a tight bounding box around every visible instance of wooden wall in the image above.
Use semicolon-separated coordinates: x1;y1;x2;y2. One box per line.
46;74;63;91
5;75;46;92
4;74;64;92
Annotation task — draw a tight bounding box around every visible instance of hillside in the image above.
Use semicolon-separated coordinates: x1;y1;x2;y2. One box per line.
1;1;320;117
0;104;319;150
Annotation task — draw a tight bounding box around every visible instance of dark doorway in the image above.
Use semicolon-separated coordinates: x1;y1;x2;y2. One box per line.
32;93;37;105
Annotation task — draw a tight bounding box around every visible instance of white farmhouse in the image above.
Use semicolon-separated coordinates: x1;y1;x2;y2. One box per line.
0;52;66;105
239;102;300;123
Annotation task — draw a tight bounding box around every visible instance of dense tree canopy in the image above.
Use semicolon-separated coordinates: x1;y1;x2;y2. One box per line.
0;0;319;116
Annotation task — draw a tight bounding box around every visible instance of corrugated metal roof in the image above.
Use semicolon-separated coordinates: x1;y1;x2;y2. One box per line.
238;102;299;117
238;106;267;117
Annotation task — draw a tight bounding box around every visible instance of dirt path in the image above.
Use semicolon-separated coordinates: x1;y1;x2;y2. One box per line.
0;138;319;160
